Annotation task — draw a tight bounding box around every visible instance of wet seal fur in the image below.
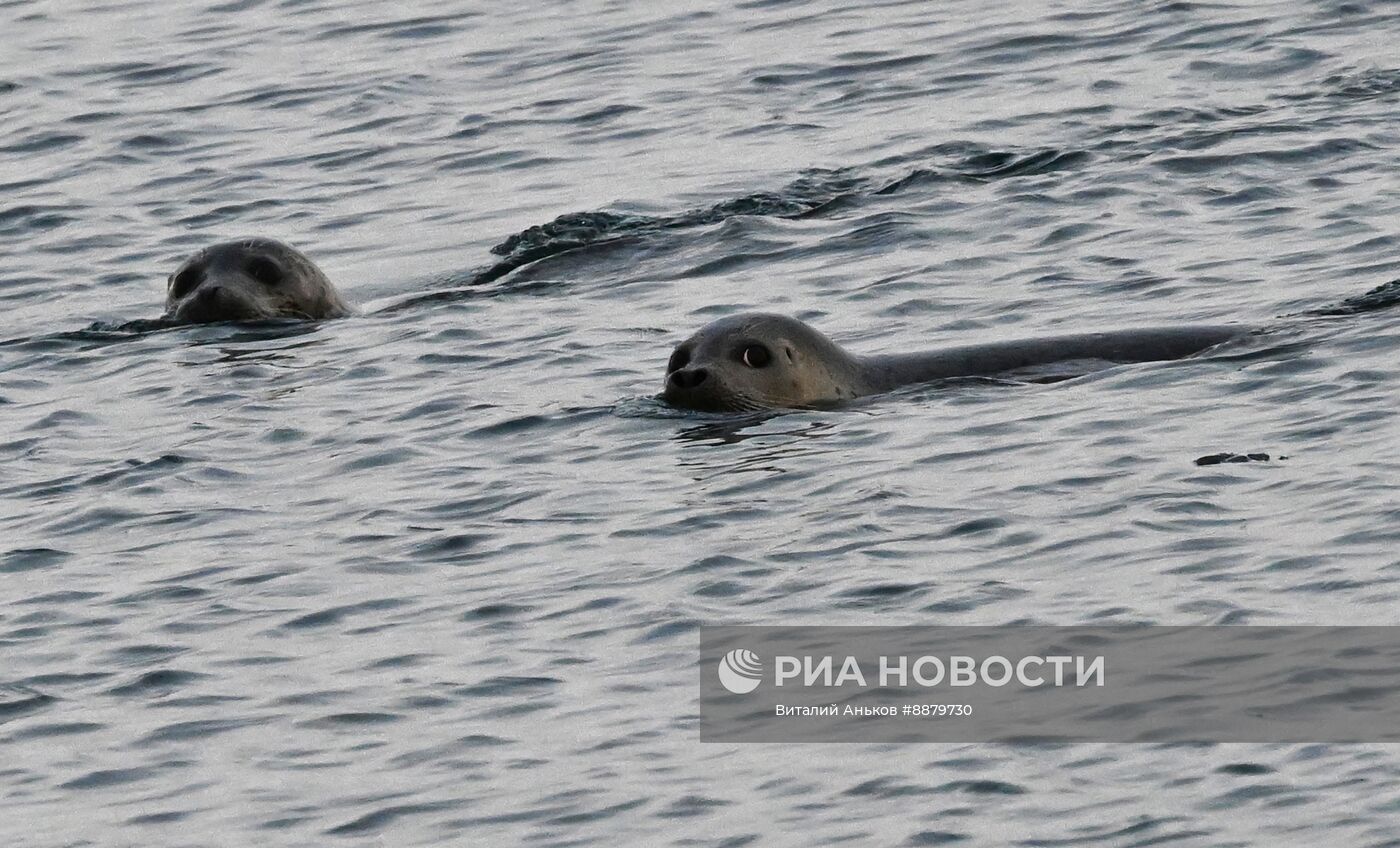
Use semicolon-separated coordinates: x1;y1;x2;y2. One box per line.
662;312;1247;412
164;238;351;323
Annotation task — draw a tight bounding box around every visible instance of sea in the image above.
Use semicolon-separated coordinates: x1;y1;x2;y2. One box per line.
3;0;1400;844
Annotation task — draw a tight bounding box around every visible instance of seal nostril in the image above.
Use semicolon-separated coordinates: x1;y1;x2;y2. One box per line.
667;347;690;373
170;265;203;299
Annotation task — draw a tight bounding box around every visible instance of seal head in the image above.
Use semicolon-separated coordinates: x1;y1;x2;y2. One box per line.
662;312;867;412
164;238;350;323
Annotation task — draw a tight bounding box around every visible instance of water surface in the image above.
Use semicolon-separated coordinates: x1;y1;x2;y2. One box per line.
4;0;1400;844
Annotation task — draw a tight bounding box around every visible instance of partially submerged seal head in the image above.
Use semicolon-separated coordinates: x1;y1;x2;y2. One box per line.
662;313;869;412
163;237;351;323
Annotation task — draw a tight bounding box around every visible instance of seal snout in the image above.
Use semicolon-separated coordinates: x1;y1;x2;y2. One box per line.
668;367;709;390
192;283;224;304
174;280;232;322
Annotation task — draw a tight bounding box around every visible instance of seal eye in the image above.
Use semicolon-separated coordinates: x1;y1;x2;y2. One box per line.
741;344;771;368
246;257;283;286
170;266;201;299
667;347;690;373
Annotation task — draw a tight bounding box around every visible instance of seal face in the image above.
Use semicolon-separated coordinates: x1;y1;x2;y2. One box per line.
662;313;867;412
163;238;350;323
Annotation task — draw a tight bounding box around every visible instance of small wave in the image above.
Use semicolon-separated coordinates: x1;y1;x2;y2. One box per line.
387;146;1089;311
0;316;328;356
1276;67;1400;104
1301;278;1400;317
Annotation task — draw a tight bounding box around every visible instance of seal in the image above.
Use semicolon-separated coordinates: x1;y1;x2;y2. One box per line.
163;237;351;323
661;312;1248;411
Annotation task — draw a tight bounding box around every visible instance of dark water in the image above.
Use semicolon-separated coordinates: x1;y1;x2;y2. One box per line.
4;0;1400;844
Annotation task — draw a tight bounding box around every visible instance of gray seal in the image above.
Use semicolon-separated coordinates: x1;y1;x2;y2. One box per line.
662;312;1247;411
163;237;351;323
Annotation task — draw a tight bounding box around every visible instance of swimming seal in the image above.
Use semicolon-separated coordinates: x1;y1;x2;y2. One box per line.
163;238;351;323
662;312;1247;411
